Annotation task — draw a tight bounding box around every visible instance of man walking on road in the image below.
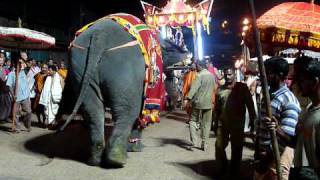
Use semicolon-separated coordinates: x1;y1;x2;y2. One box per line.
214;67;256;176
184;60;215;151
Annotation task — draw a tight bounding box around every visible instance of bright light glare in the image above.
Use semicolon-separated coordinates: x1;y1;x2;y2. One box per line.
243;25;249;31
243;18;249;25
197;22;203;60
161;26;167;39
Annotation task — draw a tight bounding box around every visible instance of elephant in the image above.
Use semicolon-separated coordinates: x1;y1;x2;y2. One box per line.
57;14;190;168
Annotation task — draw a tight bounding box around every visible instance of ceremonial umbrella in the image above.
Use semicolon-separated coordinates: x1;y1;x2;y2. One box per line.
0;27;55;49
0;22;55;132
255;1;320;52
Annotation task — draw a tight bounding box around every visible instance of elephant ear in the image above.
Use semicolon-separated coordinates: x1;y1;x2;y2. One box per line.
158;35;191;68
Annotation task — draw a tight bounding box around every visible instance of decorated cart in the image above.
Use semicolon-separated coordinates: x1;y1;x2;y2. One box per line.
141;0;213;61
138;0;213;127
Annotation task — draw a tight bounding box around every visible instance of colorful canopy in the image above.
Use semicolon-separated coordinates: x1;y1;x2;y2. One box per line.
255;2;320;51
258;2;320;34
0;27;55;49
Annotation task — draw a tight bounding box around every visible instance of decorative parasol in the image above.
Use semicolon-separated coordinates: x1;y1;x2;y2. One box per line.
0;27;55;49
0;19;55;132
254;1;320;52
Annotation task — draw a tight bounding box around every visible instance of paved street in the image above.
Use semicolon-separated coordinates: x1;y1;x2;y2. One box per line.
0;111;254;180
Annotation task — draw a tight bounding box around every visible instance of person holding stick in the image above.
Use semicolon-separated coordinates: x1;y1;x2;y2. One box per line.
6;57;32;132
255;57;301;180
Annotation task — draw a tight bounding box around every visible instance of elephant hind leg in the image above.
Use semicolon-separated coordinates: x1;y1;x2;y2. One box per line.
80;87;105;166
103;101;142;168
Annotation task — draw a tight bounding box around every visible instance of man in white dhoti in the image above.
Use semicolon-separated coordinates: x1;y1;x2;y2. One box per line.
39;66;63;126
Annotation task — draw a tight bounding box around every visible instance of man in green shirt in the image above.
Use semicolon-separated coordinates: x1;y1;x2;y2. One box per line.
184;60;216;151
214;67;255;176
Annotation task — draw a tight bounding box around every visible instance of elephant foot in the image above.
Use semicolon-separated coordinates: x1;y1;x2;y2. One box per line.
87;155;102;166
104;139;127;168
87;142;104;167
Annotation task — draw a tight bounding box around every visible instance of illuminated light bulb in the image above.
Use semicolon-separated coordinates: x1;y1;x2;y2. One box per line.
242;32;246;37
243;18;249;25
243;25;249;31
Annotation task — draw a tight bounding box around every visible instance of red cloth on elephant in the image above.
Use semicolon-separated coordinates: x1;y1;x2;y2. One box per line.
106;14;164;112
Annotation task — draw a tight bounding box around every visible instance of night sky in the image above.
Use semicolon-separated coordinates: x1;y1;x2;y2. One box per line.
0;0;304;29
0;0;309;56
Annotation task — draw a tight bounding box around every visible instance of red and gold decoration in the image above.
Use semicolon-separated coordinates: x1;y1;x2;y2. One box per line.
255;1;320;52
105;14;164;129
141;0;213;34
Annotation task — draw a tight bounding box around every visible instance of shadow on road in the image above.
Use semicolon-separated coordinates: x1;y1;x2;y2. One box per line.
24;122;91;163
169;111;189;118
172;159;254;180
153;137;192;150
166;115;189;123
0;124;13;133
24;122;114;164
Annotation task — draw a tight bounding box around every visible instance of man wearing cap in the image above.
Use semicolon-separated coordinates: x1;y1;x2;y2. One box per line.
184;60;216;151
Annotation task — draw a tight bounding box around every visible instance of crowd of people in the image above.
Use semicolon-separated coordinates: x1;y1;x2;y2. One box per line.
0;49;319;179
0;51;67;132
181;56;319;180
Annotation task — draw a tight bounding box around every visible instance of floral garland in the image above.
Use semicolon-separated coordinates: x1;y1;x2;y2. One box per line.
138;99;161;129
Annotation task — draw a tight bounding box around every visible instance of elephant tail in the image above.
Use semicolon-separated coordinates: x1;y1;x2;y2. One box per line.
58;36;101;132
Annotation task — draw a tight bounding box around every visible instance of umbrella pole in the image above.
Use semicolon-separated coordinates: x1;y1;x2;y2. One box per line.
249;0;282;180
12;18;22;132
11;60;20;132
